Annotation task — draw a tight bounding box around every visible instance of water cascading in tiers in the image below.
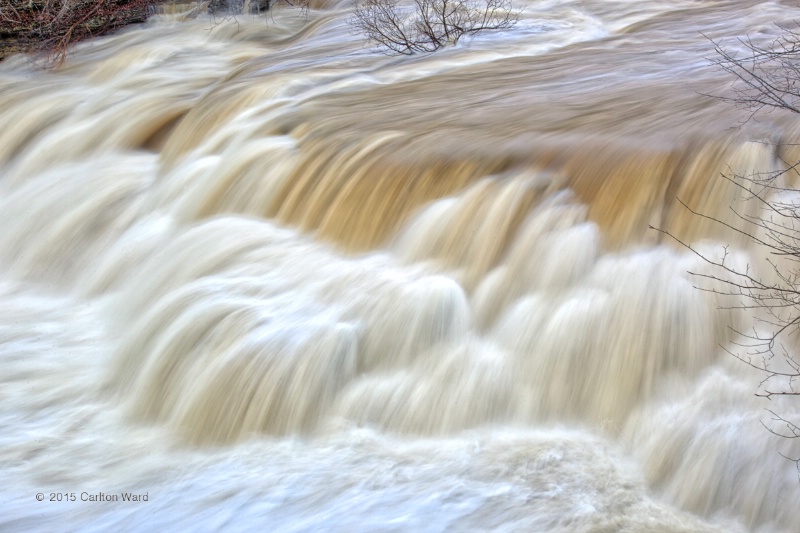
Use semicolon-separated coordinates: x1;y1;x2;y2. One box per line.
1;1;799;531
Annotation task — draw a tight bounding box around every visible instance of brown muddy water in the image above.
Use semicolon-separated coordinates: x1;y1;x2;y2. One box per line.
1;0;800;531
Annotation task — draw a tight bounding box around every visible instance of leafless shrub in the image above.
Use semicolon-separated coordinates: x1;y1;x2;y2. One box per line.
653;171;800;476
654;26;800;477
706;27;800;122
0;0;162;63
349;0;518;55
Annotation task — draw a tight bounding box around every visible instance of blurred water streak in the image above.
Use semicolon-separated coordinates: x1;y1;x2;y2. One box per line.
1;1;800;531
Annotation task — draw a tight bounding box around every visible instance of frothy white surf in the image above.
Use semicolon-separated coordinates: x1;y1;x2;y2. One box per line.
1;0;799;531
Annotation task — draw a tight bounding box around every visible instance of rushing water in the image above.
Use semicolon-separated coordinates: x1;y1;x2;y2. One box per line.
2;0;800;531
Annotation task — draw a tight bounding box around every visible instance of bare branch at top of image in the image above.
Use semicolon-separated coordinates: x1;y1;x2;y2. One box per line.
350;0;519;55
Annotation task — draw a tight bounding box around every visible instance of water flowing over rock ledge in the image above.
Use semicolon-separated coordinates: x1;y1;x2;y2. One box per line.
1;2;799;532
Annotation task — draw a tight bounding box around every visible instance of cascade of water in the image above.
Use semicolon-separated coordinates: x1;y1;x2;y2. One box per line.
2;1;800;531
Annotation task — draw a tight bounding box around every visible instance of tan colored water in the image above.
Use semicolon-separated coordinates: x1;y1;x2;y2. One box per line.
2;0;800;531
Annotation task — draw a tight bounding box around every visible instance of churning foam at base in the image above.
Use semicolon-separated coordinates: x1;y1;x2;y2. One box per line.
2;1;800;531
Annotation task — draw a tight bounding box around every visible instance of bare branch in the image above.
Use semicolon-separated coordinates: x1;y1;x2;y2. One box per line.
350;0;518;55
705;29;800;123
1;0;161;64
